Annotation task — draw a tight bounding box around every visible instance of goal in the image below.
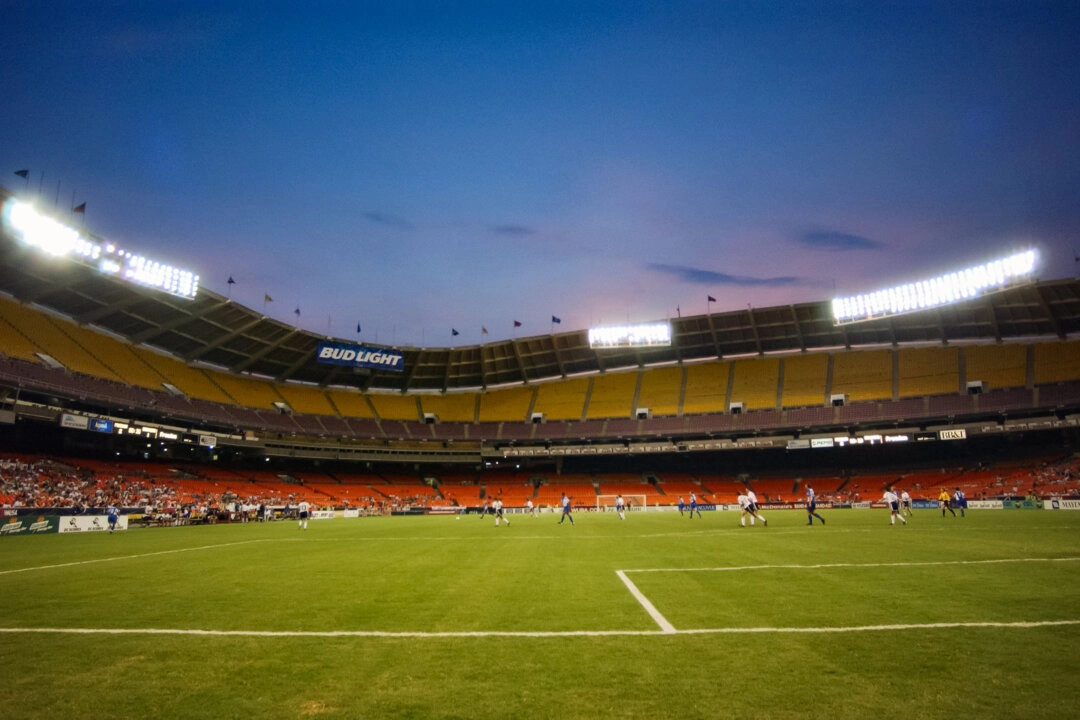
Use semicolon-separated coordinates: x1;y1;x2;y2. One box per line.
596;494;649;512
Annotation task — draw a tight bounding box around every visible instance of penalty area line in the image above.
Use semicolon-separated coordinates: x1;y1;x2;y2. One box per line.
616;570;676;633
1;620;1078;639
622;556;1080;574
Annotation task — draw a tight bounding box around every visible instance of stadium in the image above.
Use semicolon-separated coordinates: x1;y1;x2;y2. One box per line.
2;181;1080;718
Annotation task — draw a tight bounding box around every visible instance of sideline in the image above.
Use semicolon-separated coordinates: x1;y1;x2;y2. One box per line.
0;539;276;576
1;619;1078;639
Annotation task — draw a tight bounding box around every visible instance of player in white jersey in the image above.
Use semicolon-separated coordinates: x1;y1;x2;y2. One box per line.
493;498;509;526
615;494;626;520
298;500;310;530
883;489;907;525
737;493;755;526
900;490;913;517
744;489;768;526
525;498;537;517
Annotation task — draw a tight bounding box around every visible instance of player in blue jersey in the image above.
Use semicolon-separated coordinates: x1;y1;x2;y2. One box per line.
953;487;967;517
677;496;686;516
107;505;119;533
559;493;574;525
688;492;702;518
805;486;826;525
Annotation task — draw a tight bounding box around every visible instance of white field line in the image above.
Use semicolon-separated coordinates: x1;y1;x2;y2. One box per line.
1;620;1078;639
616;570;676;633
0;539;276;576
623;556;1080;574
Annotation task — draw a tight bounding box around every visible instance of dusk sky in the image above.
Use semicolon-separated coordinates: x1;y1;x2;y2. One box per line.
3;2;1078;348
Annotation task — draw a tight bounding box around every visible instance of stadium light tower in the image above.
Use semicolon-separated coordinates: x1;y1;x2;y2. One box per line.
1;198;199;300
832;249;1037;325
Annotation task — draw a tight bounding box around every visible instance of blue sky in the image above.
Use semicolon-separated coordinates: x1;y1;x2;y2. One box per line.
3;1;1078;347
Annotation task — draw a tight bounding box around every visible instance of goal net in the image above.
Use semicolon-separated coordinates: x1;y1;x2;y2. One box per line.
596;494;649;512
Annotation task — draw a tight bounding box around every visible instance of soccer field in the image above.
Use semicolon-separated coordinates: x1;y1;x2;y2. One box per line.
3;508;1079;719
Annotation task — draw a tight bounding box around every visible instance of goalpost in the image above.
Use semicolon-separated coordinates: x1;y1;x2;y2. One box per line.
596;494;649;512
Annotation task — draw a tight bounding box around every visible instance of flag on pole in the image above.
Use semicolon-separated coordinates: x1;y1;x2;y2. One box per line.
227;276;236;285
264;294;273;303
294;307;301;317
707;295;716;302
513;320;522;327
451;328;460;336
73;203;86;214
14;169;29;179
482;326;488;335
552;315;561;324
357;323;362;334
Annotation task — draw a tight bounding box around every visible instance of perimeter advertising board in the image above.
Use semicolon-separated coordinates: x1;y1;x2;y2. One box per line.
315;341;405;372
1;515;60;536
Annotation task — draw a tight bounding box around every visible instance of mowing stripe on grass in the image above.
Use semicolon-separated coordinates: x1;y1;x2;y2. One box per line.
622;556;1080;574
1;620;1078;638
0;539;276;576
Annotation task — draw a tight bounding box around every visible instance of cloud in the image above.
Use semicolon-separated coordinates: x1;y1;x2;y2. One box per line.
491;225;534;237
797;231;884;251
648;264;801;287
363;212;413;230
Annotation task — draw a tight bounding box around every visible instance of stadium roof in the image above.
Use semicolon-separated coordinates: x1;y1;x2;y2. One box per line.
3;192;1079;393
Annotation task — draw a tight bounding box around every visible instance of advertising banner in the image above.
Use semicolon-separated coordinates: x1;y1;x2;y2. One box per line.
1002;499;1041;510
58;515;129;533
60;413;89;430
1;515;60;536
1046;499;1080;511
316;341;405;372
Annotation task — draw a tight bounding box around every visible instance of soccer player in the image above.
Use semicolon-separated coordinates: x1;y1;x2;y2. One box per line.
939;488;957;517
884;488;907;525
615;494;626;520
900;490;913;517
688;492;701;518
107;504;119;533
493;498;509;526
737;492;755;527
298;499;310;530
525;498;537;518
744;489;768;526
805;486;826;525
559;493;574;525
953;487;967;517
479;499;489;519
677;496;686;516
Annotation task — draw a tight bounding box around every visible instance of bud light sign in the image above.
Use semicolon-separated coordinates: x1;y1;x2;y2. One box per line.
316;342;405;372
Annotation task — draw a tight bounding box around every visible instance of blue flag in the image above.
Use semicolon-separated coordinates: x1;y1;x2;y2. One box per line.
552;315;561;324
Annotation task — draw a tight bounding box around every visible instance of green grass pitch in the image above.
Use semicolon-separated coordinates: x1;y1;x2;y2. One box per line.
2;508;1079;719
